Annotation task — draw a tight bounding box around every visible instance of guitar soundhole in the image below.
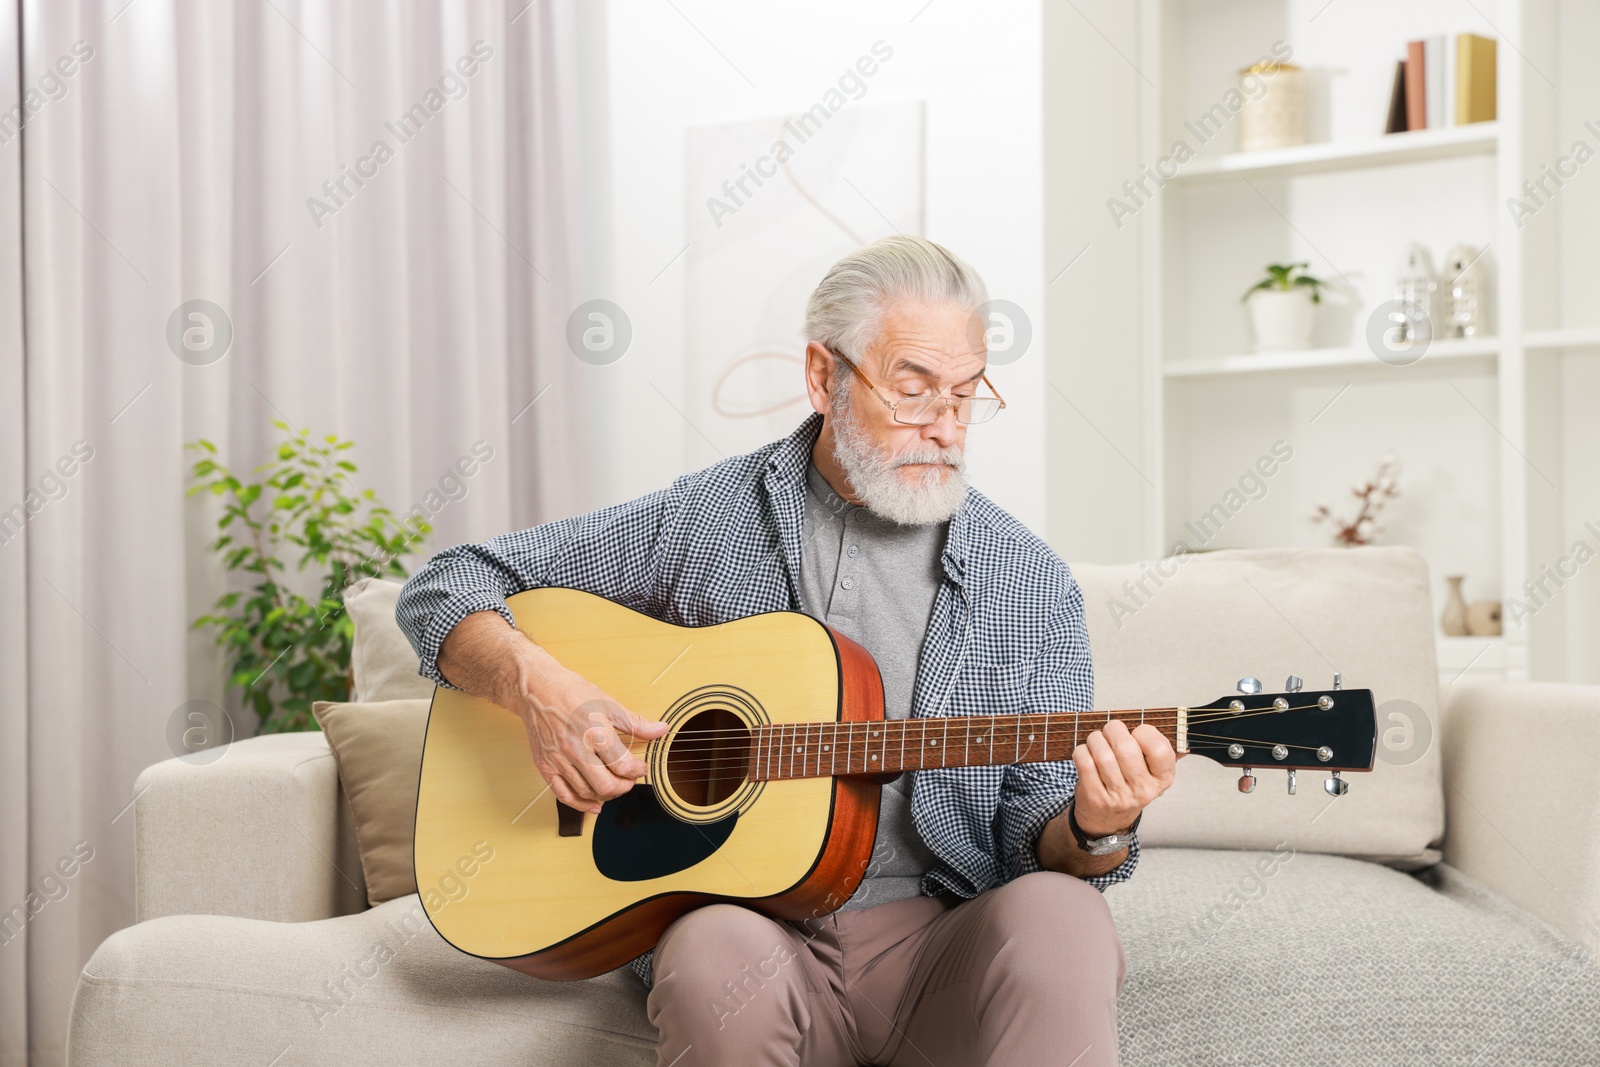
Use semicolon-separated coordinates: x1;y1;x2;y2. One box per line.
666;708;752;808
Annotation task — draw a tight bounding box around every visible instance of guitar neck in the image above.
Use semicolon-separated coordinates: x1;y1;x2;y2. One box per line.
751;709;1187;781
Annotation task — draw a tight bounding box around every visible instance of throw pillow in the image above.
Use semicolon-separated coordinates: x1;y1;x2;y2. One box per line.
312;697;431;905
344;576;436;702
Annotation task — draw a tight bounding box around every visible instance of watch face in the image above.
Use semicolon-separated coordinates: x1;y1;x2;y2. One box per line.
1088;835;1127;855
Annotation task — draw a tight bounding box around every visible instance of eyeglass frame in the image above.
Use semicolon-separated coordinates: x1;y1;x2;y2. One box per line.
825;346;1007;426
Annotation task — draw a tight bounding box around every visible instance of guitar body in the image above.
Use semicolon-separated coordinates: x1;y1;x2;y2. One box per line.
413;587;886;980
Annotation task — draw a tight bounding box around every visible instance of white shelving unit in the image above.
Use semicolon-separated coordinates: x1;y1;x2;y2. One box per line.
1130;0;1600;684
1172;122;1501;183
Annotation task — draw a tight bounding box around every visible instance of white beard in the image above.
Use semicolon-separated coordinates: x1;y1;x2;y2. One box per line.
828;390;969;526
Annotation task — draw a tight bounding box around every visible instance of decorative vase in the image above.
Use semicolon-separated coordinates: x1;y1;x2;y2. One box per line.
1442;243;1488;339
1466;600;1503;636
1440;576;1469;636
1238;63;1305;152
1248;289;1315;352
1391;243;1438;344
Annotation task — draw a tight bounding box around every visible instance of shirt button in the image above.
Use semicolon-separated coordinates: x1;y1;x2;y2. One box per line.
847;545;859;557
841;577;855;590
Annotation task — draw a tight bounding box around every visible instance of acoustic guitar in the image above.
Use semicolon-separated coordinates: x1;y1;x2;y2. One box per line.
413;586;1377;980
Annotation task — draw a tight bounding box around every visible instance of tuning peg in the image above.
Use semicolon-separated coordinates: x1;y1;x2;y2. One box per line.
1286;769;1298;795
1284;675;1303;693
1332;671;1343;691
1237;769;1256;793
1236;677;1263;695
1324;771;1349;797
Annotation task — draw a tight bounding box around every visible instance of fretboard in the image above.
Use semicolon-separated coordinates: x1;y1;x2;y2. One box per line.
751;709;1185;781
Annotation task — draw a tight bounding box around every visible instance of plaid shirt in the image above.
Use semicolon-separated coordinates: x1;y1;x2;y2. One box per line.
396;413;1139;978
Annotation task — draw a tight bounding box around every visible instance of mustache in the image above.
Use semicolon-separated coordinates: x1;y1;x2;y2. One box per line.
891;445;964;469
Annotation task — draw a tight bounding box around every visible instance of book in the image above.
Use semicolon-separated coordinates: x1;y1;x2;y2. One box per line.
1456;33;1497;124
1385;59;1408;135
1424;36;1446;128
1405;40;1427;131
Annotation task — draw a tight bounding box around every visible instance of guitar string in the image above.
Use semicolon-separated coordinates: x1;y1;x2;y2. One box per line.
612;697;1334;733
620;707;1341;774
617;702;1329;757
616;700;1326;766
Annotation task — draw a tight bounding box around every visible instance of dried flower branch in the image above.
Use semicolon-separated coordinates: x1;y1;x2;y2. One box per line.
1312;456;1400;547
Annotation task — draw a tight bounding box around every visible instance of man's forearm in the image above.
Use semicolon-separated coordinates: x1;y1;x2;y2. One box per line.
435;609;559;716
1035;806;1128;879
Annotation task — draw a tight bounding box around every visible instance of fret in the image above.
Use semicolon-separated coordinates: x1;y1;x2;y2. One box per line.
966;718;972;765
899;718;907;773
1015;713;1022;764
941;718;948;768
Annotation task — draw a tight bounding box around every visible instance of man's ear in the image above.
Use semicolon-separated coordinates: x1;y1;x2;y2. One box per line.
803;341;834;416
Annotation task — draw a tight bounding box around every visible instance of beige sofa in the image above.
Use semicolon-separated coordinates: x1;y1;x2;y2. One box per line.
67;548;1600;1064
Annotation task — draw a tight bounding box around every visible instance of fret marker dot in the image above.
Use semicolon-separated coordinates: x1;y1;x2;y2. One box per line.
1029;734;1036;742
977;737;984;743
795;746;803;752
929;739;937;746
822;745;830;752
870;755;878;761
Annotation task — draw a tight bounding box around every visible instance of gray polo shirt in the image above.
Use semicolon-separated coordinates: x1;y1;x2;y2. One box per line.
799;460;944;910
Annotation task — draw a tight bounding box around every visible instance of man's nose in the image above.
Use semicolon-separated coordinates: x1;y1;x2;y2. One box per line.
923;405;962;446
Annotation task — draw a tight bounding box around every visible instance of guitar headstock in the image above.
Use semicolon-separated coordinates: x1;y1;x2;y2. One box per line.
1185;675;1376;796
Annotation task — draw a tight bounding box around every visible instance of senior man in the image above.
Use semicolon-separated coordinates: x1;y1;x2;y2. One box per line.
396;235;1178;1067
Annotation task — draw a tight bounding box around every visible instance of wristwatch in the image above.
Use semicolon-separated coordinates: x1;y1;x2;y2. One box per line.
1067;801;1141;856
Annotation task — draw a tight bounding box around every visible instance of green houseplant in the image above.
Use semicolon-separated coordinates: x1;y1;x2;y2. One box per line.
1241;261;1327;352
187;422;431;733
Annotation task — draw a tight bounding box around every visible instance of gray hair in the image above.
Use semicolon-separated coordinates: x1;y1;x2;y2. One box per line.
803;235;988;366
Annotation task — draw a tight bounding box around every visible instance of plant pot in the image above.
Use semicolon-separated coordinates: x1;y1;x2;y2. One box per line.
1247;289;1315;352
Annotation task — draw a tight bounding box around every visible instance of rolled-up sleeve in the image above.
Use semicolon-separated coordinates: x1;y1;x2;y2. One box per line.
996;568;1139;890
396;484;676;689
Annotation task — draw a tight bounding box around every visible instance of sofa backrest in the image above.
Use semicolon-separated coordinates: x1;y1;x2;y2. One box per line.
352;545;1446;870
1070;546;1443;866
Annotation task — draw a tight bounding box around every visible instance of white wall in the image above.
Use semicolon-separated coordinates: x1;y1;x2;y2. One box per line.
575;0;1049;531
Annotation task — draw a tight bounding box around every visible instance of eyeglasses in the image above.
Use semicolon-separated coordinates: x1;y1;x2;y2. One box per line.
828;348;1006;426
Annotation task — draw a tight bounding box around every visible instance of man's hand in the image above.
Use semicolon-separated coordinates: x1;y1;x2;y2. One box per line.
1036;718;1181;877
1070;718;1180;836
517;668;669;815
435;610;669;814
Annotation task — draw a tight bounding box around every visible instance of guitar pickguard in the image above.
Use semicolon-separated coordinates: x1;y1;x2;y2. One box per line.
591;785;738;882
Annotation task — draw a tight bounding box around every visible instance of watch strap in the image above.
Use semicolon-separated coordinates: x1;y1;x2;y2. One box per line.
1067;801;1141;851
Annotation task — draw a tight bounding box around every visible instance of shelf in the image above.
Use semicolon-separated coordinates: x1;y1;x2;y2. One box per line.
1526;327;1600;351
1436;635;1506;684
1163;337;1500;378
1172;123;1500;184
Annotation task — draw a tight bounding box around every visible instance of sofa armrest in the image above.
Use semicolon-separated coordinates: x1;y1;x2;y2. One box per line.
134;732;366;923
1440;682;1600;948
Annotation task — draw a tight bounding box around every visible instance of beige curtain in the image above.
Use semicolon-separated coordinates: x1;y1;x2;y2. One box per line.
0;2;590;1063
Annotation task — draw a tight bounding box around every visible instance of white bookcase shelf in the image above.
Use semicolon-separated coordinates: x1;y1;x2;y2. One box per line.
1526;327;1600;351
1163;337;1499;378
1126;0;1598;685
1174;122;1500;183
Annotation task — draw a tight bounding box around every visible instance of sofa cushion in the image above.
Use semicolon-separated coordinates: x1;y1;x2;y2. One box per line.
72;849;1600;1067
1072;546;1443;866
69;895;656;1067
1106;848;1600;1065
311;699;431;906
345;576;436;702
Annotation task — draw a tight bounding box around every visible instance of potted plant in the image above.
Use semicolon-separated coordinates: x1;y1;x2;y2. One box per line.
1242;261;1326;352
187;422;432;733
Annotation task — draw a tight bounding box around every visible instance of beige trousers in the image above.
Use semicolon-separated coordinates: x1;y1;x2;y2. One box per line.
647;870;1126;1067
